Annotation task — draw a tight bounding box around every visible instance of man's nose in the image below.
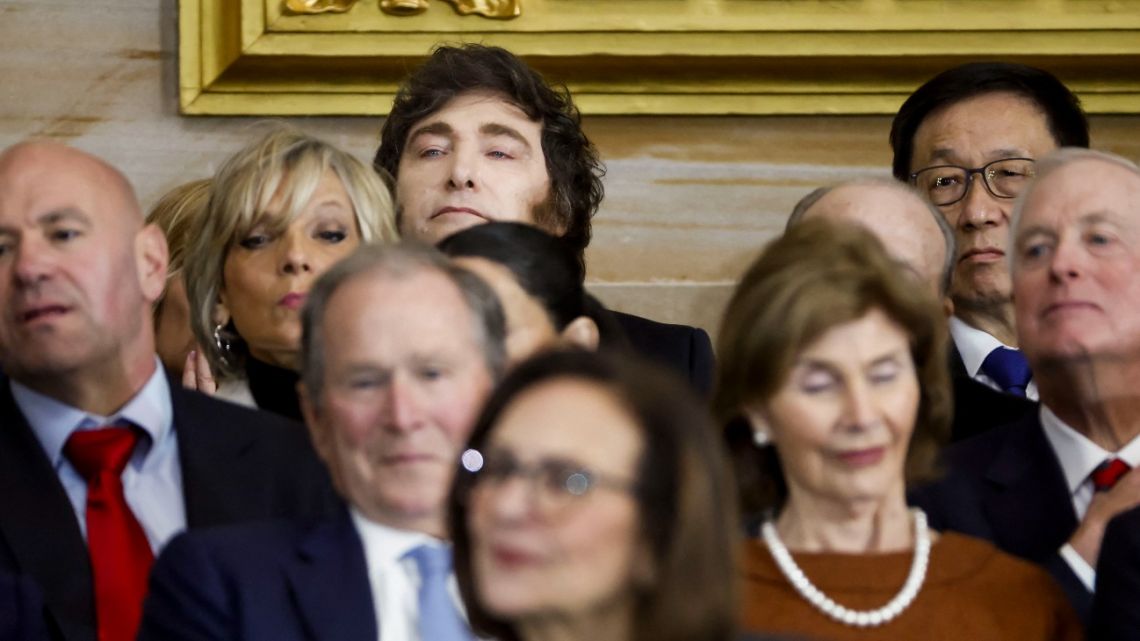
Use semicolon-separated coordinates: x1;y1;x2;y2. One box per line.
957;174;1005;232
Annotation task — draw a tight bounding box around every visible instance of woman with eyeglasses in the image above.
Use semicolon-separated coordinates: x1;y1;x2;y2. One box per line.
715;220;1081;641
447;349;771;641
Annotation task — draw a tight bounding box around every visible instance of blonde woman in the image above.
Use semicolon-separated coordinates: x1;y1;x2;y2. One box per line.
183;126;397;419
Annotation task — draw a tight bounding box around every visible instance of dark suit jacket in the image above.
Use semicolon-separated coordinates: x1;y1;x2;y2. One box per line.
610;310;715;397
949;343;1037;442
1090;506;1140;641
0;572;49;641
0;378;339;641
910;412;1091;620
138;510;373;641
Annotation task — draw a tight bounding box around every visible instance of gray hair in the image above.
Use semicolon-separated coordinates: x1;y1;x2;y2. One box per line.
299;242;507;407
786;178;957;296
1011;147;1140;243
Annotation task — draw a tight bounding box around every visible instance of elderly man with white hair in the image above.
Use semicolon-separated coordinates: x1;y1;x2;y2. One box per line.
913;148;1140;622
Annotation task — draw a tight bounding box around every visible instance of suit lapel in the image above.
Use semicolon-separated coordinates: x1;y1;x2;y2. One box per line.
0;382;95;641
170;384;260;528
982;413;1078;561
286;513;376;641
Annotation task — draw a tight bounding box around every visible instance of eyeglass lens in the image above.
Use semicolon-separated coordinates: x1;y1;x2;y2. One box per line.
913;158;1036;206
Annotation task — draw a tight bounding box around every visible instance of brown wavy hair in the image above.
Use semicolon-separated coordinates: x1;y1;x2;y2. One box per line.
374;44;604;270
712;219;951;517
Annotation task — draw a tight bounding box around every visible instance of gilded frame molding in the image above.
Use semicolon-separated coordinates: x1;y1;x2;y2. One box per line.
180;0;1140;116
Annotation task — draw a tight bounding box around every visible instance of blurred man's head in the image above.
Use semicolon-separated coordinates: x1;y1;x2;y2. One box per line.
299;242;506;536
890;63;1088;320
375;44;605;267
1011;149;1140;375
0;141;168;411
788;179;954;299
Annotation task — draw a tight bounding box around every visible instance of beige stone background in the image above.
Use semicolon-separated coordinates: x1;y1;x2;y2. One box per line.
3;0;1139;346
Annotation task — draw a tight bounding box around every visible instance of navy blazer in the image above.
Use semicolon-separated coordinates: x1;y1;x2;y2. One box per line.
0;378;339;641
138;510;374;641
910;411;1091;620
610;310;715;397
1090;506;1140;641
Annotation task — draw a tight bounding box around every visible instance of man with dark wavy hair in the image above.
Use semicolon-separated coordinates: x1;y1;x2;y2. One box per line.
376;44;715;394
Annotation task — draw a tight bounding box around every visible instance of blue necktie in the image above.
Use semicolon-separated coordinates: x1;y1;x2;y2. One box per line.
980;346;1032;397
405;544;475;641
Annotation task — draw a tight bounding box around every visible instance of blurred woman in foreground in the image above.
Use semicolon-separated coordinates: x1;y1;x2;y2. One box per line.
183;126;396;419
714;220;1081;641
448;349;743;641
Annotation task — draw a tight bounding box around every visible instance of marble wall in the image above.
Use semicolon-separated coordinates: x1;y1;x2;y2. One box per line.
2;0;1138;344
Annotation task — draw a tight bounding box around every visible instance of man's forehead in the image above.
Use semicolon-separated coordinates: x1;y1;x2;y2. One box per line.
1023;160;1140;226
0;142;138;223
409;91;536;135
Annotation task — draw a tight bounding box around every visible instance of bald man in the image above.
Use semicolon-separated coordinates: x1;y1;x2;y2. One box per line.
0;141;336;641
788;179;1035;441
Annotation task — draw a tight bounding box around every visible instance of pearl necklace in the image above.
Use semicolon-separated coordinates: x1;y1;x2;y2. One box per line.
760;508;930;628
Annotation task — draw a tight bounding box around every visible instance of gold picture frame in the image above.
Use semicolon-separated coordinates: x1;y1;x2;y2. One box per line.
180;0;1140;116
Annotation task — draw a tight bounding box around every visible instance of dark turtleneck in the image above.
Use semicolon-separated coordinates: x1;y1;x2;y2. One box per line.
245;356;303;422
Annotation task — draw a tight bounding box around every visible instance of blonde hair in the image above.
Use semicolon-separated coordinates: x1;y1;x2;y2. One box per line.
184;125;398;378
147;179;211;283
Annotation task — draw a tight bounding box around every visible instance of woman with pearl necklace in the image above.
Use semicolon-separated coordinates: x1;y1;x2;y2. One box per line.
714;220;1082;641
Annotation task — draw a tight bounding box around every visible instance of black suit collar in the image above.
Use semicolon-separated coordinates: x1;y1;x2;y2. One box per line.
982;412;1078;560
0;380;96;641
287;510;376;641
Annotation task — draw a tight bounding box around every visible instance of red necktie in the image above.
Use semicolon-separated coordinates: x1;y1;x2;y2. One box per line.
64;427;154;641
1092;458;1132;492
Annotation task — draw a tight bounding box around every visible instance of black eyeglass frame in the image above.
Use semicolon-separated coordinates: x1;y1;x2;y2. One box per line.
908;157;1037;207
463;449;637;510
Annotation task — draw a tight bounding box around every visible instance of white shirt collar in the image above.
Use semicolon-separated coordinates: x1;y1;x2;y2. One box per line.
1039;404;1140;495
948;316;1013;378
349;507;444;567
11;360;173;470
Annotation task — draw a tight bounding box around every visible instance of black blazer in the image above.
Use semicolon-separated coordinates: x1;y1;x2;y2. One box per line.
1090;506;1140;641
610;310;715;397
138;510;374;641
948;343;1037;442
910;412;1091;620
0;377;339;641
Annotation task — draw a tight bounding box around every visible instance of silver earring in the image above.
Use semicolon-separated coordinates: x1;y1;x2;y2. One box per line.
213;323;235;356
752;430;771;448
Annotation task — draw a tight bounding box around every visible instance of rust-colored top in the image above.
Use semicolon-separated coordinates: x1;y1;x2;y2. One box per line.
740;531;1084;641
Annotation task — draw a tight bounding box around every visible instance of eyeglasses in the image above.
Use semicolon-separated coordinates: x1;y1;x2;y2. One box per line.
909;157;1036;206
461;448;636;514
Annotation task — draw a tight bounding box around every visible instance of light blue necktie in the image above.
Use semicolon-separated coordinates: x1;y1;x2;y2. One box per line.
980;346;1033;397
405;544;475;641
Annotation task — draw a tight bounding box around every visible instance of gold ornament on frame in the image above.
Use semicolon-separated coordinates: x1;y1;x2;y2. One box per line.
284;0;520;19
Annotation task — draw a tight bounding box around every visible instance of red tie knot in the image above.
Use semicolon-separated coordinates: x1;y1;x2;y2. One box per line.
1092;458;1132;492
63;427;139;481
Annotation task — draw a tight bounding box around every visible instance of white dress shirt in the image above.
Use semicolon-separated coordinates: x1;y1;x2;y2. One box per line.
1040;405;1140;591
11;361;185;553
949;316;1039;401
350;509;470;641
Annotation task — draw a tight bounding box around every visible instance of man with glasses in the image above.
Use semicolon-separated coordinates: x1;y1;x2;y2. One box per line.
890;62;1089;403
138;243;506;641
915;149;1140;623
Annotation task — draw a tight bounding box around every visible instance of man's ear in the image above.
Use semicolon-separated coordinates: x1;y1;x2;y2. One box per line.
560;316;600;351
136;223;169;304
942;295;955;319
298;381;331;466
